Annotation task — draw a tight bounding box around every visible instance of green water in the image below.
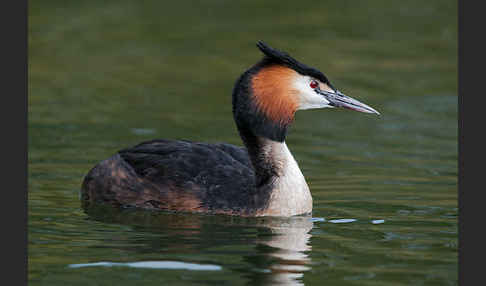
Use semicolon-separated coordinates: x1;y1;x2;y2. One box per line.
28;0;457;285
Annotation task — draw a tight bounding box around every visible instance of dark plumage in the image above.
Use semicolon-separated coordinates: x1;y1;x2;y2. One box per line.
81;139;267;215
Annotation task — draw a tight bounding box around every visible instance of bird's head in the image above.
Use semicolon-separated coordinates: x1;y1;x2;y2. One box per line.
232;41;380;142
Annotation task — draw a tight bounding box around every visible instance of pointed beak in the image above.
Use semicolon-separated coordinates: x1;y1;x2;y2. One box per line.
317;89;380;115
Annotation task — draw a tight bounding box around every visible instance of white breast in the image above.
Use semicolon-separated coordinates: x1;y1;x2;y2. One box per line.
261;141;313;216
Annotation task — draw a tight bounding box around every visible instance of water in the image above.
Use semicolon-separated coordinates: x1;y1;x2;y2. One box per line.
28;0;457;285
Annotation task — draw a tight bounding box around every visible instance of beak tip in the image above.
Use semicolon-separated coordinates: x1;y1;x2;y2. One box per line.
363;105;380;116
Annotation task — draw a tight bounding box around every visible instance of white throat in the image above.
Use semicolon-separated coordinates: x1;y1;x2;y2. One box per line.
260;140;313;217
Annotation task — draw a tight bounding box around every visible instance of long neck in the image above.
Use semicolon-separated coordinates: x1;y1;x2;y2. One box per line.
237;127;279;187
237;126;312;216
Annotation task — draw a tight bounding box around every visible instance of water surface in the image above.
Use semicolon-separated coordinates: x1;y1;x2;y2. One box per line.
29;1;457;285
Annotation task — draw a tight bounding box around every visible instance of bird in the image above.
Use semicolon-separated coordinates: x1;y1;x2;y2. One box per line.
80;41;379;217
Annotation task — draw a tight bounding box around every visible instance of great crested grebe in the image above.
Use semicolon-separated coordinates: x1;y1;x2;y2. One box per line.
81;41;379;217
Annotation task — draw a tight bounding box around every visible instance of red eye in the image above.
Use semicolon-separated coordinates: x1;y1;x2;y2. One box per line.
310;80;318;89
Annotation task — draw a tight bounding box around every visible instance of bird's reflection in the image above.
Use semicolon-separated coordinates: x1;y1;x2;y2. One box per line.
84;206;314;285
254;216;313;285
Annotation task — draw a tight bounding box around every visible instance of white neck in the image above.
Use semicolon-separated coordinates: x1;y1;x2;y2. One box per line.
259;140;313;217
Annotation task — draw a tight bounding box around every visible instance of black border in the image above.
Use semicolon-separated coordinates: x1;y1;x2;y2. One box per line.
2;0;28;284
459;1;480;285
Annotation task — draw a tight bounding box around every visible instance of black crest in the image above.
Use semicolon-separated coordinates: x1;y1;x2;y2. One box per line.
256;41;332;88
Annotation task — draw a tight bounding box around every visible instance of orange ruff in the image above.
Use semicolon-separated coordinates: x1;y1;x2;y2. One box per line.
251;65;299;124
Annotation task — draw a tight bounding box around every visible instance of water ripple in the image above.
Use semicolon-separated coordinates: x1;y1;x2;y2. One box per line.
68;261;222;271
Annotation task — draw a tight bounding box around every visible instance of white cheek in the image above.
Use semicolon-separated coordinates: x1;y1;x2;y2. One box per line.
292;77;332;110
